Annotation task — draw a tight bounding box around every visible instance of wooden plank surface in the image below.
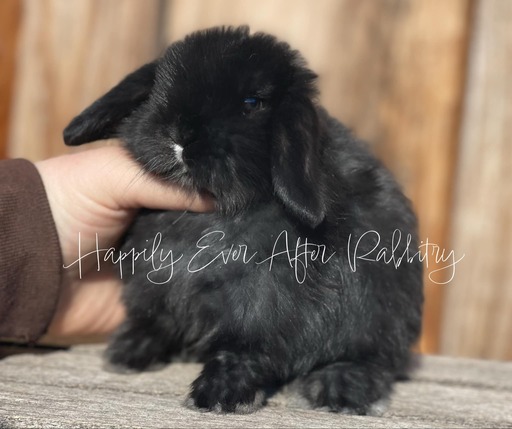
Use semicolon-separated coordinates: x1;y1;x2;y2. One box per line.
0;345;511;428
440;0;512;360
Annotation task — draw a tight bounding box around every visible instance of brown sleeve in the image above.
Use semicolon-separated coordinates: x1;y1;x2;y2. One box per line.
0;159;62;343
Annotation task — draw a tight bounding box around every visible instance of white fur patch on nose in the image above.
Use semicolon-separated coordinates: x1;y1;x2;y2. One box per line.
173;144;184;164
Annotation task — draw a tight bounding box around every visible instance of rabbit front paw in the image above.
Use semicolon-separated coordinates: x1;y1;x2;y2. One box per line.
301;360;393;415
188;352;265;413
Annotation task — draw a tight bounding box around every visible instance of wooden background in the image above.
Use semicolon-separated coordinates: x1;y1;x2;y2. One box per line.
1;0;510;360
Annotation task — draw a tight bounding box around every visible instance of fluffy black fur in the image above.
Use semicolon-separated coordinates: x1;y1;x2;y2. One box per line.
64;26;423;414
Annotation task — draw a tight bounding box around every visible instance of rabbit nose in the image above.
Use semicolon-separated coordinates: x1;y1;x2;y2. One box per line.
181;141;201;165
182;140;229;166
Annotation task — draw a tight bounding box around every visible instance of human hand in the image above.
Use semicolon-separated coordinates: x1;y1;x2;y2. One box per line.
35;145;213;343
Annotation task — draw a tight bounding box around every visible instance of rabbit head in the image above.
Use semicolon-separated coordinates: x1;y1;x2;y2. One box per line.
64;26;325;228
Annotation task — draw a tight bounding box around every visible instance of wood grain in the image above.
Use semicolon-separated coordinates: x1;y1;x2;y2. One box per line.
164;0;472;353
0;0;21;159
1;345;512;428
440;0;512;360
7;0;162;161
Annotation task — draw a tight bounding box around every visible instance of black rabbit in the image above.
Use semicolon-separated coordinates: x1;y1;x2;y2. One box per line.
64;26;423;415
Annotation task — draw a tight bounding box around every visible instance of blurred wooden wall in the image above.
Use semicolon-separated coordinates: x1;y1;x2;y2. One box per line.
440;0;512;360
0;0;21;159
7;0;162;160
3;0;511;359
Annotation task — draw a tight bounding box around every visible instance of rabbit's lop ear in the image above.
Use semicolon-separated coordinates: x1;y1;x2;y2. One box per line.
272;96;326;229
63;61;157;146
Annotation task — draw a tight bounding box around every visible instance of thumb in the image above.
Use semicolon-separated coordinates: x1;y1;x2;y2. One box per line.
79;145;215;212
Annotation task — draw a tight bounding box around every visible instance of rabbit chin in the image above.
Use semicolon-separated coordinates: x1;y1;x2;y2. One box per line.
166;167;262;217
202;184;268;218
173;159;271;216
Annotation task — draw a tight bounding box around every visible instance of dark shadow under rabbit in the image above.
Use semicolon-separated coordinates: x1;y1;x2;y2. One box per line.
64;26;423;415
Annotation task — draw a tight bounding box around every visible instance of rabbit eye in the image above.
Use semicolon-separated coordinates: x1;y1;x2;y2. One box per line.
243;97;264;115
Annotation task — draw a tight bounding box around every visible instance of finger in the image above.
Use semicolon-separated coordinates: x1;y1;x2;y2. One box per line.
82;145;215;212
116;167;215;212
